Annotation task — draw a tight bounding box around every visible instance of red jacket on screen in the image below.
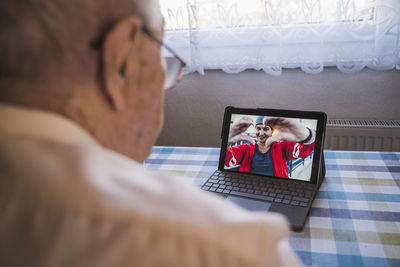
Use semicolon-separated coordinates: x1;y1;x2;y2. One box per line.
225;141;315;178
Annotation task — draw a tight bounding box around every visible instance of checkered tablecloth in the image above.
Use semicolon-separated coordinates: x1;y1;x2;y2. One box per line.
144;146;400;267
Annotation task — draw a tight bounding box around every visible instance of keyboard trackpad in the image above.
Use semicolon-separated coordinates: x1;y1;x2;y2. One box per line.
227;196;271;212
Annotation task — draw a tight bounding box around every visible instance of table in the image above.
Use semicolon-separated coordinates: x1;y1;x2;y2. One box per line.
144;146;400;267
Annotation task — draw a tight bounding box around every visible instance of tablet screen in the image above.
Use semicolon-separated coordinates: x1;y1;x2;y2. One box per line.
223;113;319;182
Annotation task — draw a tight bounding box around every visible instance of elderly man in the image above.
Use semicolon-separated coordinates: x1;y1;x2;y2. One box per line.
0;0;301;266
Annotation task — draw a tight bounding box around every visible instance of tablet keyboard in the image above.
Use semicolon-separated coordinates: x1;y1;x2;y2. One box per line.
201;170;315;207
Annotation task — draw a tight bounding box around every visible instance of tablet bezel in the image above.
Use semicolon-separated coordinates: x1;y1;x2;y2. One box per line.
218;106;327;185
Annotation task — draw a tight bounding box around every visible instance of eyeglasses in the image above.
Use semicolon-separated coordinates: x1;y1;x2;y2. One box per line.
90;24;186;90
141;25;186;90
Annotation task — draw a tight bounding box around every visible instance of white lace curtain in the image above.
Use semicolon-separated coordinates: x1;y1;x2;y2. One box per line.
160;0;400;75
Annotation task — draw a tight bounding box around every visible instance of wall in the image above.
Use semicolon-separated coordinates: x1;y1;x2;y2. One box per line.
156;68;400;147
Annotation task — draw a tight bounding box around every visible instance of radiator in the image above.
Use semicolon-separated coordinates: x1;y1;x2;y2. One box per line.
324;119;400;152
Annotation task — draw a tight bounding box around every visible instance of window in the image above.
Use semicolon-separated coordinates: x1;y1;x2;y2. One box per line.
160;0;400;75
162;0;375;29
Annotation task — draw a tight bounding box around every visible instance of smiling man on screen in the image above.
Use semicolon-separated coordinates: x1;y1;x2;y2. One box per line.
0;0;301;266
226;116;315;178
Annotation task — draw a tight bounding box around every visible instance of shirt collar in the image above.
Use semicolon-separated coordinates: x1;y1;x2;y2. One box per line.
0;103;99;147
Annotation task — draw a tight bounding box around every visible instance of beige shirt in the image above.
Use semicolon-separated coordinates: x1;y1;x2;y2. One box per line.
0;104;301;267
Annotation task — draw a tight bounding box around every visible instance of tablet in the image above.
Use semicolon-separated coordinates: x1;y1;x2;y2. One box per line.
218;106;327;184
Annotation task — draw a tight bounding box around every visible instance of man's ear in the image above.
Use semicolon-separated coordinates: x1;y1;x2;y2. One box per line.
101;17;141;111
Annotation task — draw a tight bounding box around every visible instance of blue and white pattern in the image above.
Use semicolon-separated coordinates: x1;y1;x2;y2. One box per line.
145;147;400;267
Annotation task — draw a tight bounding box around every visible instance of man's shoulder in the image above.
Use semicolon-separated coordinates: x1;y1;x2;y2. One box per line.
0;135;297;267
273;141;296;148
233;143;256;151
0;134;260;225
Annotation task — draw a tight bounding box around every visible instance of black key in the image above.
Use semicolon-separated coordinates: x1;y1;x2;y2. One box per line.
205;182;213;187
216;188;224;193
233;186;240;191
247;189;254;194
282;199;290;204
262;196;274;201
277;194;284;198
226;182;233;186
218;180;225;184
284;195;292;200
293;196;309;203
229;191;274;202
300;202;308;207
290;200;299;206
240;188;246;192
219;185;226;189
209;187;217;192
201;186;210;190
274;198;282;203
239;184;246;188
226;186;233;190
254;190;261;195
209;179;218;183
268;193;276;197
223;189;231;194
